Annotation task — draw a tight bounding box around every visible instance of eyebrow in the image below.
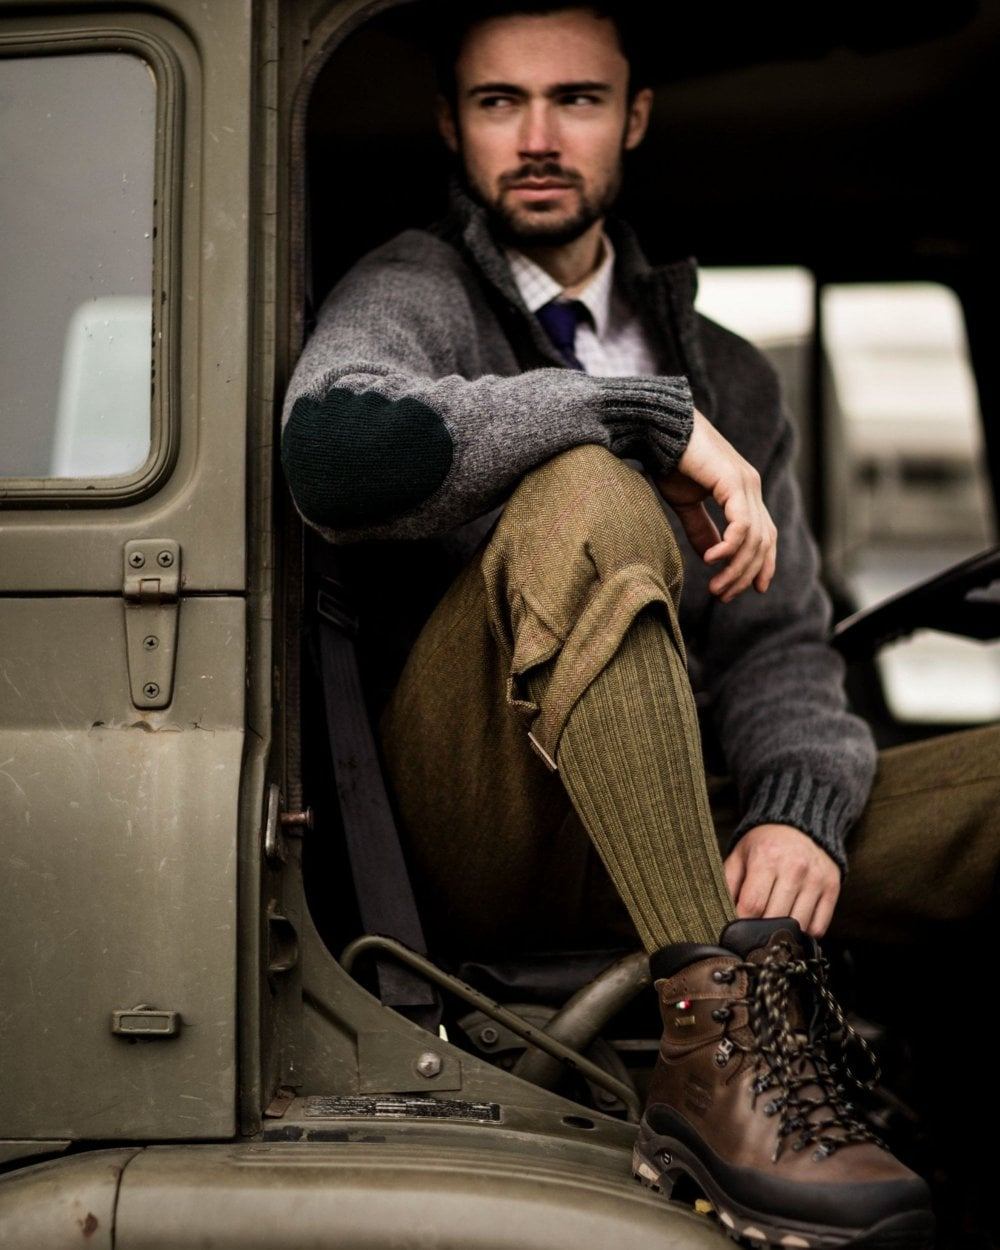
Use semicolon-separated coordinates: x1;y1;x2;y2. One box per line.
467;80;613;100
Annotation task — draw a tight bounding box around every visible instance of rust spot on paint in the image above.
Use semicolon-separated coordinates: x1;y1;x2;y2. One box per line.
80;1212;99;1237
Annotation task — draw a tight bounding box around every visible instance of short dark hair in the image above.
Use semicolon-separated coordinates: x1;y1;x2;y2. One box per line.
430;2;651;108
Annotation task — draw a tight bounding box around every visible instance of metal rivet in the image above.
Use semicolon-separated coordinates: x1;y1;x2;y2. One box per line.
143;682;160;699
280;809;314;831
156;550;174;568
479;1026;499;1046
415;1051;443;1078
128;552;146;568
142;636;159;650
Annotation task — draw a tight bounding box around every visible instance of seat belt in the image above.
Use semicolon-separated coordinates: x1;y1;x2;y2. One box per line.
312;542;442;1031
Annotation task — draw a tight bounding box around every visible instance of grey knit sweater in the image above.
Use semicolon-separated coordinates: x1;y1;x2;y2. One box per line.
282;186;877;872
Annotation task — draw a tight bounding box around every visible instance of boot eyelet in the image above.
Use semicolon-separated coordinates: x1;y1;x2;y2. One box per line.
714;1038;735;1067
711;1007;731;1022
711;969;735;984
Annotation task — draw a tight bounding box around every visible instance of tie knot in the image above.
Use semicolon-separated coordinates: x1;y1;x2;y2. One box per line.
536;299;588;370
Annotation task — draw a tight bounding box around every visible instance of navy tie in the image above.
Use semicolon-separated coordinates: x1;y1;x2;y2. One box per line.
536;299;587;370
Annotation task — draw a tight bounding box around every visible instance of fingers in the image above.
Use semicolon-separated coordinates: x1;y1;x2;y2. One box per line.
733;853;773;921
709;522;767;602
808;891;839;939
754;527;778;594
673;500;722;558
730;826;842;939
703;469;777;603
723;844;747;905
674;416;776;601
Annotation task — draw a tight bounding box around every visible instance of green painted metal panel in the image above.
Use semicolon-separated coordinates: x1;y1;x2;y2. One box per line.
0;597;245;1139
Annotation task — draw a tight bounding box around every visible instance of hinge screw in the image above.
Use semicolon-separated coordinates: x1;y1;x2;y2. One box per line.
128;552;146;568
143;682;160;699
156;550;174;568
415;1051;443;1078
142;636;159;651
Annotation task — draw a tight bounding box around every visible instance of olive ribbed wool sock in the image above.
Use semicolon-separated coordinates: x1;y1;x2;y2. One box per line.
530;609;736;953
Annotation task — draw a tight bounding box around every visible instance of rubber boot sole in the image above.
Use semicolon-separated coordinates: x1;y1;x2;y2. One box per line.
632;1124;934;1250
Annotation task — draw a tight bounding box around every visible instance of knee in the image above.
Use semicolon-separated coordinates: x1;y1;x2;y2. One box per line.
480;446;685;669
513;443;638;510
491;444;683;588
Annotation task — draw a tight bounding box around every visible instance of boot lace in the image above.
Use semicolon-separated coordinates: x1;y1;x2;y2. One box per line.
719;940;886;1163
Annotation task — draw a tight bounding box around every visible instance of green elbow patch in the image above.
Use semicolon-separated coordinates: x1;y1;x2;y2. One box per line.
282;388;454;528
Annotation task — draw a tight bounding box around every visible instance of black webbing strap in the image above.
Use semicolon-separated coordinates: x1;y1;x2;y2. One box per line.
313;550;441;1031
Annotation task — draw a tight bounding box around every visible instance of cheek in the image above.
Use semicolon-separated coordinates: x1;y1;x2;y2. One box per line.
458;118;517;180
562;121;625;178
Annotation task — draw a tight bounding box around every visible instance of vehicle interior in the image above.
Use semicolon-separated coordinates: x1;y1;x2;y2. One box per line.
282;2;1000;1242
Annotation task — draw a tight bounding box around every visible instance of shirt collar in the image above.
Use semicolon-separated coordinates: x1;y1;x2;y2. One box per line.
505;234;617;339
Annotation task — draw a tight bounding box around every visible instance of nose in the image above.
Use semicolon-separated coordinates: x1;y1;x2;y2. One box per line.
518;100;559;161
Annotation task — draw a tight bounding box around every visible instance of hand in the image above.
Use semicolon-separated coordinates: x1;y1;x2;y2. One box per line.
654;408;777;603
723;823;841;939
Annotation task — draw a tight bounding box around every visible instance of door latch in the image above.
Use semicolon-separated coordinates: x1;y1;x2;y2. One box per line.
123;540;181;710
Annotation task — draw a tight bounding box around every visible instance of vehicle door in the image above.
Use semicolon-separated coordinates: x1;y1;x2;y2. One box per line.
0;1;253;1142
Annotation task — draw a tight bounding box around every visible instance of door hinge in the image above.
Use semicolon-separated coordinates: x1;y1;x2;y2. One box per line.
123;540;181;710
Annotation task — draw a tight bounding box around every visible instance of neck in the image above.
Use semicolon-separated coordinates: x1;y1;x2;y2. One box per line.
517;219;606;292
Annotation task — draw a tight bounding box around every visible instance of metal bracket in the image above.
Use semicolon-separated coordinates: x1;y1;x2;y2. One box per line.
123;540;181;710
263;783;286;865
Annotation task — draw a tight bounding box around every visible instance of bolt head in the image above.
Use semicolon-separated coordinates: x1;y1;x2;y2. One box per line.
157;550;174;568
479;1026;499;1046
128;552;146;568
143;682;160;699
415;1051;443;1078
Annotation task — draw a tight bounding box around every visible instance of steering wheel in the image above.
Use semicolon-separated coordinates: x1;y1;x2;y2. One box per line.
830;544;1000;663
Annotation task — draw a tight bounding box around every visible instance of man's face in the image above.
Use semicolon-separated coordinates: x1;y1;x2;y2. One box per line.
438;8;652;247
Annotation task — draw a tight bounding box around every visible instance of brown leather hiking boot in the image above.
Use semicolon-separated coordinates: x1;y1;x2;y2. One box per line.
633;918;934;1248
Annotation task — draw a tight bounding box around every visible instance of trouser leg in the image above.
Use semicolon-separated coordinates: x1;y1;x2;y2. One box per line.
707;720;1000;940
830;720;1000;943
380;444;733;956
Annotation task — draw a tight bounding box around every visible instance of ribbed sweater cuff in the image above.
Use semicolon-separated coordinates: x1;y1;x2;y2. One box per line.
728;770;854;875
591;375;695;471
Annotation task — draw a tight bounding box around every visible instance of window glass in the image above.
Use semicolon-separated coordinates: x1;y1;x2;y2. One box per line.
696;266;816;512
696;266;814;429
0;53;155;479
823;282;999;724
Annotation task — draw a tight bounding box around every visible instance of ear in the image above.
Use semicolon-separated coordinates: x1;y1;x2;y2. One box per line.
436;94;459;153
623;86;653;151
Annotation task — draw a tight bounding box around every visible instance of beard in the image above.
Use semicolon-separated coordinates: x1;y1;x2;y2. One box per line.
465;157;623;249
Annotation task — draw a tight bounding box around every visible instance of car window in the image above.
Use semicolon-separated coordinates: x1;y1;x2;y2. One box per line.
0;52;155;480
698;270;998;726
696;266;817;516
823;281;998;725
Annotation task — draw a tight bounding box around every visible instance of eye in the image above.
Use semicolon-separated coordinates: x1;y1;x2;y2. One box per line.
560;93;601;107
478;95;517;110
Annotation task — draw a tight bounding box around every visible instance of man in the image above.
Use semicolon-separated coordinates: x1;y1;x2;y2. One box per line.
283;4;997;1244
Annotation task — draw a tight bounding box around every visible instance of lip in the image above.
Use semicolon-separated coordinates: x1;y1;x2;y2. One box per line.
507;182;575;201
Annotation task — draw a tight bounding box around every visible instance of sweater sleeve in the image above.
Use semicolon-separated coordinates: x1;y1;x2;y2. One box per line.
698;384;877;875
281;242;694;542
